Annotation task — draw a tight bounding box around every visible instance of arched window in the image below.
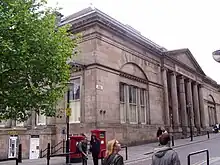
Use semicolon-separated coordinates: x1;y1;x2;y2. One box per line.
119;63;149;124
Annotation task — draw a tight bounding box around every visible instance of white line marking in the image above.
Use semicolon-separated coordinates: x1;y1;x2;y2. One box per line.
192;157;220;165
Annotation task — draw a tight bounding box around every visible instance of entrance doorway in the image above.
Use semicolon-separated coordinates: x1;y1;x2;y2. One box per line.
29;135;40;159
8;136;18;158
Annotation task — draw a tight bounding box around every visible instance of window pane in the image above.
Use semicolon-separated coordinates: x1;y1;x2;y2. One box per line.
133;87;137;104
120;83;125;102
140;107;146;123
69;100;80;122
129;86;132;103
140;89;144;105
72;78;80;100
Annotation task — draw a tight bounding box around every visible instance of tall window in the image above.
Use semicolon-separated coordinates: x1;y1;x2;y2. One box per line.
120;83;126;123
129;86;138;123
69;78;81;123
140;89;146;124
16;121;24;127
36;111;46;125
119;83;147;124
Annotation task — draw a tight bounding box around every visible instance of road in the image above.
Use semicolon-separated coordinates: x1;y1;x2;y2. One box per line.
126;136;220;165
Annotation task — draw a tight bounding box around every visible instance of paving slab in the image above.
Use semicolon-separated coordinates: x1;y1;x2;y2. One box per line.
0;133;219;165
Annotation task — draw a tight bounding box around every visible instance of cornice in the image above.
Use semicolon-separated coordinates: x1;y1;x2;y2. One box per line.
85;63;162;87
120;72;147;84
68;13;163;58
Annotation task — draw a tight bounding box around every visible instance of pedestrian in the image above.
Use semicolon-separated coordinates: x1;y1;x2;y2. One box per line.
156;127;163;146
162;128;168;134
151;133;181;165
157;127;163;140
77;134;88;165
90;135;101;165
102;139;124;165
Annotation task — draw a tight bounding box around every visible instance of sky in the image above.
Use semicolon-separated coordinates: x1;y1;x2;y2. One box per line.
47;0;220;83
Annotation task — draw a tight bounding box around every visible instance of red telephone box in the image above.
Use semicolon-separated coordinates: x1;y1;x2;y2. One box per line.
91;129;106;158
69;135;85;163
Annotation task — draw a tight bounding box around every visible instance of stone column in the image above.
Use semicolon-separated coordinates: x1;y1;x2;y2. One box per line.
170;72;180;129
178;76;188;134
162;68;170;127
186;79;195;127
198;85;206;128
193;82;201;130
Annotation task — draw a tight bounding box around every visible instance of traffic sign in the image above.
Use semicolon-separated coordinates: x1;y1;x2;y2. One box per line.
66;107;71;117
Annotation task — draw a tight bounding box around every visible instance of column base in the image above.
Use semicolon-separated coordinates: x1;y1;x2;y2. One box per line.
173;126;182;132
182;126;189;136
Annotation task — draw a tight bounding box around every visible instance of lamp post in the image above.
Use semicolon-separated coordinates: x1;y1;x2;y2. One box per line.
66;90;70;163
212;50;220;63
187;103;193;141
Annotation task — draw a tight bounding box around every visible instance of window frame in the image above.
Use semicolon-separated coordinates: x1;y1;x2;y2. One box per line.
69;77;82;123
36;112;46;126
128;85;138;124
119;82;126;123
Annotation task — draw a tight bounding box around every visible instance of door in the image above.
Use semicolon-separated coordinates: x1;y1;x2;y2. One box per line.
29;136;40;159
8;136;18;158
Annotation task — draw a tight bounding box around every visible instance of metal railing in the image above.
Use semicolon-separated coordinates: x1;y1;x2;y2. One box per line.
40;140;66;158
0;144;22;165
187;149;209;165
0;158;19;165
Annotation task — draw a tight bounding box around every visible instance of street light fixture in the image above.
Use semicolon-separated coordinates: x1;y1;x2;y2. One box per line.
186;103;193;141
212;50;220;63
66;61;85;164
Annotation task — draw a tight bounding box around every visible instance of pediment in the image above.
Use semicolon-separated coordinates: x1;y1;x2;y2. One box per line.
166;49;206;76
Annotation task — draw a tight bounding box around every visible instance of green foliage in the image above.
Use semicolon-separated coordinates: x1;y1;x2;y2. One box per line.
0;0;80;121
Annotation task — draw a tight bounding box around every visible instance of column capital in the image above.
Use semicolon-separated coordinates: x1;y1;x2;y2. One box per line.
192;81;199;86
177;75;185;80
161;67;168;72
170;71;177;76
199;84;204;88
186;78;192;83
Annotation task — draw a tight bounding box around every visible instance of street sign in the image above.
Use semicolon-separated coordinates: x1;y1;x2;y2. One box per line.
66;107;71;117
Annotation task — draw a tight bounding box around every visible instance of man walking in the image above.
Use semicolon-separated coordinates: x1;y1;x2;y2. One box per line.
77;135;88;165
152;133;181;165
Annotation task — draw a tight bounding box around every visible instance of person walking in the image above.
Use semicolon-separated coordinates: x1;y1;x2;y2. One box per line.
77;135;88;165
90;135;101;165
157;127;163;140
156;127;163;146
102;139;124;165
152;133;181;165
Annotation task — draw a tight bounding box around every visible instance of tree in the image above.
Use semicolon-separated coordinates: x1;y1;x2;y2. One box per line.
0;0;80;121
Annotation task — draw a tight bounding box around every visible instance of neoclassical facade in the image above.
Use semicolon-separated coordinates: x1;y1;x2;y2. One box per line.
0;7;220;159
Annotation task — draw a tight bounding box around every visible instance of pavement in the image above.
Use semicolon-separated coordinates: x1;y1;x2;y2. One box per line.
0;133;220;165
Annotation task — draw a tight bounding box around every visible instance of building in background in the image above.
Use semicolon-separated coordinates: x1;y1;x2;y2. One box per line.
0;7;220;159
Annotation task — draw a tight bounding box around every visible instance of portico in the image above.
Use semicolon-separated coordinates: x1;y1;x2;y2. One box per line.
162;49;207;135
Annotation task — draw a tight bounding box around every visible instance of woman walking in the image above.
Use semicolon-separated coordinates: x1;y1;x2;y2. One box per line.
90;135;101;165
102;139;124;165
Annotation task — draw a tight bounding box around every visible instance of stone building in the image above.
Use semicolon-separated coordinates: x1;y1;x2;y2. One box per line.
0;7;220;159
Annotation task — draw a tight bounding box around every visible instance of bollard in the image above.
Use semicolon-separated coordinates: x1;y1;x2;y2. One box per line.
171;136;174;146
125;146;128;160
18;144;22;163
207;131;210;139
16;158;18;165
62;139;65;153
47;143;50;165
39;149;42;158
